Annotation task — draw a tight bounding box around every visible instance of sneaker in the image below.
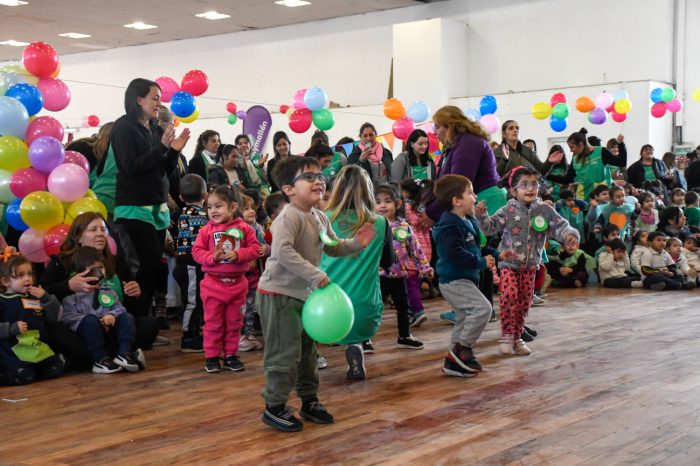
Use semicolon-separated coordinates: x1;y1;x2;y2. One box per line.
442;354;477;378
300;398;334;424
440;310;456;324
683;280;697;290
631;280;644;288
317;355;328;370
523;325;538;337
513;339;532;356
650;282;667;291
409;311;428;328
223;354;245;372
520;330;534;342
489;309;497;322
263;405;303;432
180;336;204;353
133;348;146;370
449;343;482;372
574;279;583;288
397;335;424;349
531;294;545;306
361;340;374;354
499;338;515;355
346;344;366;380
238;335;263;352
153;335;170;346
92;357;122;374
114;352;139;372
534;289;547;298
204;357;221;373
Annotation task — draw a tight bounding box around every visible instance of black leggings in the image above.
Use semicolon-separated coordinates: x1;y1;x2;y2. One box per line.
380;277;410;338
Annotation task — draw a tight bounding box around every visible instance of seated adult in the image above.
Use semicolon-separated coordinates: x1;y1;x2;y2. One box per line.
348;122;393;186
627;144;668;190
40;212;158;368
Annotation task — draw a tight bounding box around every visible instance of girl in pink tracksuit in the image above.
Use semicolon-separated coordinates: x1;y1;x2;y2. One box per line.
193;185;260;373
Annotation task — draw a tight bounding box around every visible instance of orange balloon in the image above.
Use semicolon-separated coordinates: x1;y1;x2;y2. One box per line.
383;98;406;120
173;119;180;127
575;96;595;113
50;62;61;78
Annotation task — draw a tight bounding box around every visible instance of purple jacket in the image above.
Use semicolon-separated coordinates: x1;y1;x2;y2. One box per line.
426;132;500;221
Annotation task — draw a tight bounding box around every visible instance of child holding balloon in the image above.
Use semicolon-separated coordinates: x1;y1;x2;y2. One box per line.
256;157;374;433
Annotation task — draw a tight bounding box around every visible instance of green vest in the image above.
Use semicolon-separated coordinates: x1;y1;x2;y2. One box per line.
572;147;612;200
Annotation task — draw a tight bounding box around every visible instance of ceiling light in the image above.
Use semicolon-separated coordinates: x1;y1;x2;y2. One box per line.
195;11;231;20
59;32;91;39
124;21;157;30
0;39;29;46
0;1;28;6
275;0;311;7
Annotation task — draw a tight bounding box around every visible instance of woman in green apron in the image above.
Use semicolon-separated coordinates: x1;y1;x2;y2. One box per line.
236;134;267;194
390;129;437;183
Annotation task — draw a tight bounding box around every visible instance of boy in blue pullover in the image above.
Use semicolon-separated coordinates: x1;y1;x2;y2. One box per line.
432;175;495;378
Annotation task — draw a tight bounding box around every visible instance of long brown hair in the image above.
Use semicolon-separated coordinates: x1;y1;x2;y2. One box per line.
193;130;220;158
326;165;376;235
432;105;490;145
59;212;115;277
92;121;114;161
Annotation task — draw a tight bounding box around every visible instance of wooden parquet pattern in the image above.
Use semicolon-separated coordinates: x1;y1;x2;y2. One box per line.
2;287;700;465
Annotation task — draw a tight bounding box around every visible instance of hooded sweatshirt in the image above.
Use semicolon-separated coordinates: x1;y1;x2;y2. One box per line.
432;211;486;285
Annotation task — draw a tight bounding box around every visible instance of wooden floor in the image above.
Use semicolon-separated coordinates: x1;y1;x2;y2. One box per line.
3;287;700;465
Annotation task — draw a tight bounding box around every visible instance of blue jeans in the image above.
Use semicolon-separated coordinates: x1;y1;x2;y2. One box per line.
76;313;135;362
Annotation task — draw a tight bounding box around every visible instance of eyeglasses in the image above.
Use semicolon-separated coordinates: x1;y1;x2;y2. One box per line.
514;181;540;190
290;172;328;185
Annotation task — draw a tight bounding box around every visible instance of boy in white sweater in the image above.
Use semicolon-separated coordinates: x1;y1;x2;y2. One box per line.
598;239;643;288
681;236;700;280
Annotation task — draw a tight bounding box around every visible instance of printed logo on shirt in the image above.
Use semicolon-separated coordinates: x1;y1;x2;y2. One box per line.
213;230;240;264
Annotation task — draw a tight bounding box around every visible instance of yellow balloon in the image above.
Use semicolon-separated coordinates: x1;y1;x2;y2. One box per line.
66;197;108;224
693;88;700;103
0;136;30;172
0;64;39;85
84;189;98;199
20;192;64;231
614;98;631;114
531;102;552;120
179;107;199;123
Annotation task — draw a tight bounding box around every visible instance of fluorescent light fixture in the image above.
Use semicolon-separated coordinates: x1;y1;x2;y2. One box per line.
195;10;230;20
0;1;28;6
0;39;29;46
59;32;91;39
124;21;157;30
275;0;311;7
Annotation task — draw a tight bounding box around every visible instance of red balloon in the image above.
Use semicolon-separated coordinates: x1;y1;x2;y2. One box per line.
26;116;64;146
155;76;179;103
605;104;615;113
550;93;567;107
651;102;667;118
226;102;237;114
63;150;90;173
279;105;290;114
428;132;440;153
288;109;312;133
611;111;627;123
22;42;59;78
180;70;209;96
87;115;100;127
43;223;70;257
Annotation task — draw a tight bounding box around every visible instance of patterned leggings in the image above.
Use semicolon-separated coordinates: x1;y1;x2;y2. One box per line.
499;268;536;339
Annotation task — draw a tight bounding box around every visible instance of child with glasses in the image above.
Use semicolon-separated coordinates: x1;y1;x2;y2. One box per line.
476;166;579;356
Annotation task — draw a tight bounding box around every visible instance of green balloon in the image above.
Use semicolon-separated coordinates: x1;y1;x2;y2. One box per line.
660;87;676;103
227;113;238;125
312;108;335;131
551;103;570;120
302;282;354;344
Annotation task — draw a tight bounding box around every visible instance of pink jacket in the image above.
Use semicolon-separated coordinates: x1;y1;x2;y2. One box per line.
192;217;260;277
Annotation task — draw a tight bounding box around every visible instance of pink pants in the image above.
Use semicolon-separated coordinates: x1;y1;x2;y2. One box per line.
499;268;536;339
201;274;248;358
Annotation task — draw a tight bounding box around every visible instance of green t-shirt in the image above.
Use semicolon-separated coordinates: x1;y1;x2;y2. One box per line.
684;206;700;227
91;145;117;216
643;165;657;181
322;152;343;179
411;164;428;181
114;203;170;230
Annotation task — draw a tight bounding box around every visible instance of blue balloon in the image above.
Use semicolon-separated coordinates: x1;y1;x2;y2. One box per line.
465;107;481;122
613;90;629;102
6;198;28;232
5;83;43;116
0;96;29;139
479;95;498;115
303;87;328;111
170;91;196;118
406;101;430;123
549;117;567;133
650;88;663;103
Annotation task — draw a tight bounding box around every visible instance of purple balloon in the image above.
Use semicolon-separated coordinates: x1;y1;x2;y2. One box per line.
29;136;65;174
236;110;247;120
589;107;607;125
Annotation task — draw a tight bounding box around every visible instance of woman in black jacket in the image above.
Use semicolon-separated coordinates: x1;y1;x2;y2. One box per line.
348;122;393;186
208;144;252;189
187;130;220;182
111;78;190;321
626;144;669;189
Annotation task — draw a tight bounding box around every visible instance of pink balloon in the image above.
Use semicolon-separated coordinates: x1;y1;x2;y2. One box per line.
10;168;47;198
479;114;501;134
48;163;89;202
611;111;627;123
288;108;312;133
650;102;667;118
19;228;49;263
37;78;71;112
107;235;117;255
155;76;179;103
666;98;683;113
25;116;64;146
392;117;415;140
63;150;90;173
292;89;307;110
594;92;614;111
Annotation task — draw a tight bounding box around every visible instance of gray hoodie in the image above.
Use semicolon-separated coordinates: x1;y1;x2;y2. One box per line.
477;198;579;270
61;286;126;332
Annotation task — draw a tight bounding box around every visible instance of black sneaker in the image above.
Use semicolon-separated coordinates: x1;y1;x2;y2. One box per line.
92;357;122;374
223;354;245;372
449;343;482;373
114;352;139;372
300;398;334;424
361;340;374;354
133;348;146;370
204;357;221;373
520;330;534;342
409;311;428;328
650;282;666;290
346;344;366;380
396;335;424;350
180;336;204;353
442;355;476;378
263;405;303;432
523;325;537;337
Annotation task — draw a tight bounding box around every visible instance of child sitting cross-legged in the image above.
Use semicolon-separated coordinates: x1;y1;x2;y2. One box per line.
681;235;700;281
666;237;694;287
598;239;643;288
545;238;594;288
640;231;695;291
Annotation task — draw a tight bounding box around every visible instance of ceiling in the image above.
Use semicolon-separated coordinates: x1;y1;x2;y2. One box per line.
0;0;440;61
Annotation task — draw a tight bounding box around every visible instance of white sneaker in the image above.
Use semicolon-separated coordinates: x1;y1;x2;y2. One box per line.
513;339;531;356
153;335;170;346
317;355;328;369
532;294;545;306
499;338;515;355
238;335;263;352
631;280;644;288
